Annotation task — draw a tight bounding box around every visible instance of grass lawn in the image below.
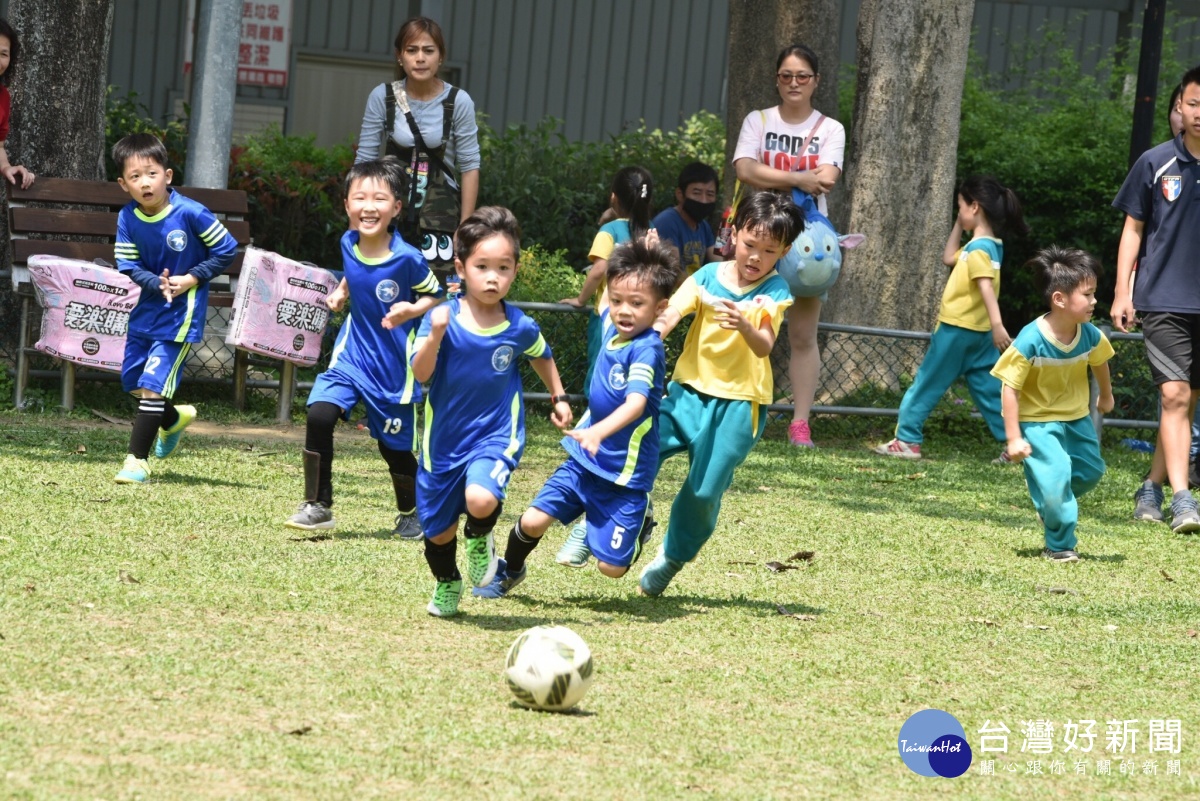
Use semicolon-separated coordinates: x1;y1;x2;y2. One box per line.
1;407;1198;800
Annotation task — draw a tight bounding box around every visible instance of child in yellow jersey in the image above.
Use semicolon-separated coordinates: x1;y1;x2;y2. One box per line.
874;175;1028;462
991;246;1114;562
638;192;803;597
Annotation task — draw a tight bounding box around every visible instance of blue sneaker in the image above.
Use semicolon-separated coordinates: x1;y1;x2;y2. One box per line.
556;521;591;568
638;549;684;597
472;558;527;599
154;404;196;459
114;454;150;484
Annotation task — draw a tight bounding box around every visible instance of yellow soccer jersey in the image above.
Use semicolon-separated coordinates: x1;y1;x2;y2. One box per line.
587;218;632;312
669;261;794;405
938;237;1003;332
991;317;1114;423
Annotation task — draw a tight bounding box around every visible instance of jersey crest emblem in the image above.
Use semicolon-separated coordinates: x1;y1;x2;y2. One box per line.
376;280;400;303
166;230;188;251
1162;175;1182;202
608;364;627;391
491;345;514;372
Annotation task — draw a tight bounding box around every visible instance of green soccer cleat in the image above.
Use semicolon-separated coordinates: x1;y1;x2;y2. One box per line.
556;520;591;568
114;454;151;484
638;548;685;597
464;532;498;588
154;404;197;459
427;578;463;617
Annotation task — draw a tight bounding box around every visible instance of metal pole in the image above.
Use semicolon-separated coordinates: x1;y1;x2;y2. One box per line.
184;0;241;189
1128;0;1167;167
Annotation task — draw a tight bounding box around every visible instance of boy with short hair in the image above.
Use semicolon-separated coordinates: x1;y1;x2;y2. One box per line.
474;239;679;598
991;246;1115;562
639;191;804;597
1111;65;1200;531
651;161;719;277
111;133;237;483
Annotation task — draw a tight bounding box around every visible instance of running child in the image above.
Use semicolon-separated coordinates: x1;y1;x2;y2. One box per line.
473;239;679;598
991;246;1114;561
874;175;1028;462
639;191;804;597
411;206;573;618
560;166;654;395
111;133;237;483
283;157;444;535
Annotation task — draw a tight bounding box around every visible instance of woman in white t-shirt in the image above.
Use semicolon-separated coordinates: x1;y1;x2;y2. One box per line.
733;44;845;448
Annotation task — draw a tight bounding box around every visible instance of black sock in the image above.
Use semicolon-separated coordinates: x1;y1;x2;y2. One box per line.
464;504;502;540
504;521;541;574
160;399;179;431
129;398;165;459
424;537;461;583
380;444;417;513
306;402;341;506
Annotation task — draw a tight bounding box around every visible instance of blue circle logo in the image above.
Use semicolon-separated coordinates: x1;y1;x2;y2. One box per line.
376;280;399;303
166;229;188;251
898;709;972;778
491;345;514;372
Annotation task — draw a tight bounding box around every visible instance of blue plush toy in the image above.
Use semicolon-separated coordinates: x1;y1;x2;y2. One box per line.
775;189;864;299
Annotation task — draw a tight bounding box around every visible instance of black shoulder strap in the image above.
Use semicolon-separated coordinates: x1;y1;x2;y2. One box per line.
399;87;457;182
383;81;398;155
441;86;459;145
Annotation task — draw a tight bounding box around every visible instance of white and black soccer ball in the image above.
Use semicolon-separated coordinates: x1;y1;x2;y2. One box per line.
504;625;594;712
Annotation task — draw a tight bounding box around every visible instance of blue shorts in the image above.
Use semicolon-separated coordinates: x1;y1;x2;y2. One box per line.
531;458;650;568
308;368;417;451
417;450;516;537
121;335;190;397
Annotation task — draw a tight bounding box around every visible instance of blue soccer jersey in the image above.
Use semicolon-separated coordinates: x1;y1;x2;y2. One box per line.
563;310;666;491
114;188;238;342
416;299;551;471
326;230;443;405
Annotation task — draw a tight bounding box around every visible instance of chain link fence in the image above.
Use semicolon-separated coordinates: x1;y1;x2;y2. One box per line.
1;295;1163;431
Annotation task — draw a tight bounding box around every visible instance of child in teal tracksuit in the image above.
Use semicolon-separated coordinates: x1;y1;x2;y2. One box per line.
991;246;1114;561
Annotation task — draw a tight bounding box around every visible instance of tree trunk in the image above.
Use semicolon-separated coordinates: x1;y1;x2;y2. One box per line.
7;0;115;182
821;0;975;399
723;0;840;201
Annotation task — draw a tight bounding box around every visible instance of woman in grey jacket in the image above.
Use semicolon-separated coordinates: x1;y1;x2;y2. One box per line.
356;16;480;268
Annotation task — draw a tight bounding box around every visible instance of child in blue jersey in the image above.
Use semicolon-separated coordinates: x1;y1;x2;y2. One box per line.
874;175;1028;462
411;206;573;618
473;239;679;598
561;166;654;397
991;247;1115;562
639;192;804;597
111;134;237;484
283;158;444;534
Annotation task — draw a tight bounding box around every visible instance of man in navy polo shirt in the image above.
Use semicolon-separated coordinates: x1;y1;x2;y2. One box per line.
1112;64;1200;532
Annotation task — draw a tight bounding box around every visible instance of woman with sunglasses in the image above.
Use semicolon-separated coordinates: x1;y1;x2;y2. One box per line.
732;44;846;448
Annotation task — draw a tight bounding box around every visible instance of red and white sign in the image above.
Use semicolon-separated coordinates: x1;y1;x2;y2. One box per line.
237;1;292;88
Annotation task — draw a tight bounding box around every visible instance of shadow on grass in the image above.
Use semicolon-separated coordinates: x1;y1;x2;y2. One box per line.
1014;547;1127;563
485;591;810;623
506;702;598;717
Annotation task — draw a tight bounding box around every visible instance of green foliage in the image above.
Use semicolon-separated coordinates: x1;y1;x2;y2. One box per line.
104;88;189;181
227;127;356;270
509;243;583;303
479;111;726;267
956;34;1183;331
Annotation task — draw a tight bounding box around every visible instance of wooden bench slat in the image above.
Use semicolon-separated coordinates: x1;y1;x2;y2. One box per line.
13;240;245;277
10;207;251;244
7;177;249;215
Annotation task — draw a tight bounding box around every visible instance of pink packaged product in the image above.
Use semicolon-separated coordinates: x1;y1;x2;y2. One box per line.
226;246;338;367
29;255;140;373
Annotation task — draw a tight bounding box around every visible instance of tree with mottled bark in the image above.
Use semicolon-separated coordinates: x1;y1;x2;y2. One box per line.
723;0;840;200
822;0;975;393
7;0;115;182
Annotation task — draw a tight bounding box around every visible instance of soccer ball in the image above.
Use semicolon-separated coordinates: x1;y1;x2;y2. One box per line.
504;625;594;711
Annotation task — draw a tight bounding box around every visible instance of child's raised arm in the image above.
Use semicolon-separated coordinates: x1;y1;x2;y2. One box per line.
566;393;647;457
326;278;350;312
529;356;573;430
942;218;963;267
715;300;776;357
561;258;607;308
411;304;450;384
382;293;443;330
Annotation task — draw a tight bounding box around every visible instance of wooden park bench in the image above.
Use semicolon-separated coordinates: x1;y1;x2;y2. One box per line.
6;177;298;422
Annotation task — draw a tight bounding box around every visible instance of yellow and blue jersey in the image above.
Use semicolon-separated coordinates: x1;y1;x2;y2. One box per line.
587;218;633;310
415;298;551;471
991;317;1114;423
564;309;666;491
669;261;794;405
114;188;237;343
326;230;442;405
938;236;1003;332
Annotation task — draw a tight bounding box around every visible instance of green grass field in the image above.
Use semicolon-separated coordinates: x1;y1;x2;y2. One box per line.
2;408;1198;800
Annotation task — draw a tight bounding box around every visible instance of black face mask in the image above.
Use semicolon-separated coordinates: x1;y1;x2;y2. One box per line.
682;198;717;223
